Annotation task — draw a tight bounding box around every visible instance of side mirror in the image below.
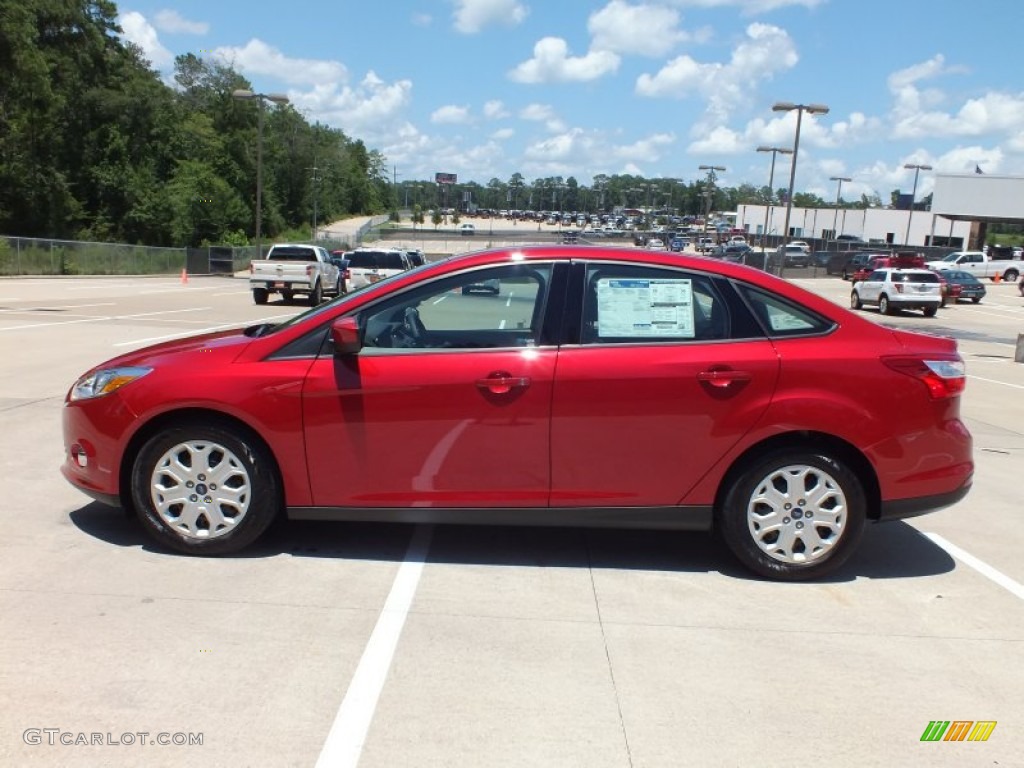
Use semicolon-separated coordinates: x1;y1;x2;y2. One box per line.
330;316;362;355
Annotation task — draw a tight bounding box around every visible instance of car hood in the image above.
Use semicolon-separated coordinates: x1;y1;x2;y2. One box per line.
87;329;251;372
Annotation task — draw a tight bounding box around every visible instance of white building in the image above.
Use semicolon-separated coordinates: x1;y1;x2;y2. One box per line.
733;172;1024;248
734;203;974;248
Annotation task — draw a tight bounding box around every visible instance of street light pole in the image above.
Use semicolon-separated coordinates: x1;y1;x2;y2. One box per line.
829;175;851;244
756;146;793;249
232;89;290;258
903;163;932;245
698;165;726;235
773;101;829;273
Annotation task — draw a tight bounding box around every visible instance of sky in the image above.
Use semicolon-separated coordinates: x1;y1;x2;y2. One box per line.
117;0;1024;203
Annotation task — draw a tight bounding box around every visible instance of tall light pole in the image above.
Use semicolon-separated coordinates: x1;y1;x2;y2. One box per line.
903;163;932;245
829;175;851;244
232;89;290;257
698;165;726;233
756;146;792;249
773;101;829;271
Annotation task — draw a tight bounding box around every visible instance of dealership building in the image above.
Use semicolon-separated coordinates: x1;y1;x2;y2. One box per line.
734;173;1024;249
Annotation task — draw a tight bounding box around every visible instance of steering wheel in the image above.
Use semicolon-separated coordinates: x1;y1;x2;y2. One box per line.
400;306;426;344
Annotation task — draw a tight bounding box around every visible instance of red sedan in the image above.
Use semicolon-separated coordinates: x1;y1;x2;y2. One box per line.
62;246;973;580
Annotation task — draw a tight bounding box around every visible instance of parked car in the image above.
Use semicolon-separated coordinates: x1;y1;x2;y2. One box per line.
776;244;810;267
850;268;943;316
61;246;972;581
405;249;426;267
716;244;754;263
328;251;351;294
828;251;892;280
939;270;987;304
459;223;476;236
345;248;412;290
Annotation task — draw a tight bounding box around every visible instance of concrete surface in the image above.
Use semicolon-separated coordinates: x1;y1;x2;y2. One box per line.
1;261;1022;767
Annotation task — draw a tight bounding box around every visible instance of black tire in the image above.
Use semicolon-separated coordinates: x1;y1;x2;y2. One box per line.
878;295;892;315
972;297;981;304
281;290;294;304
718;450;867;580
253;288;268;305
1003;269;1019;283
850;291;862;310
309;281;323;306
923;306;937;317
131;423;281;555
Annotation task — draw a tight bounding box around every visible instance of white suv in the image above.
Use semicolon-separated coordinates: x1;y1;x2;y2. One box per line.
346;248;411;290
850;268;942;317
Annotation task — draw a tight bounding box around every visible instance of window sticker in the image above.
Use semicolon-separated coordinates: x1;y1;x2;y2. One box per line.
596;278;695;338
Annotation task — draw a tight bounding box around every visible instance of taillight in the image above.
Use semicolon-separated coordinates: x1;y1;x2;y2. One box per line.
306;265;314;278
249;263;254;274
882;356;966;399
894;284;904;293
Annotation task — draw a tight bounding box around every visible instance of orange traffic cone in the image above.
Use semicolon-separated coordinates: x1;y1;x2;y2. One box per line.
993;272;1001;283
181;268;189;284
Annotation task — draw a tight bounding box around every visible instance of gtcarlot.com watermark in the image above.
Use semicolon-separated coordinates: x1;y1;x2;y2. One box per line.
23;729;202;747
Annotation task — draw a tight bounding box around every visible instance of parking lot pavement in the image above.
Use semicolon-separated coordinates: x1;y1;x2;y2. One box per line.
1;274;1022;767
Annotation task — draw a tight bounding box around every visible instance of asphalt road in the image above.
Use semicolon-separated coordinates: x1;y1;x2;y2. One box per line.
1;267;1022;768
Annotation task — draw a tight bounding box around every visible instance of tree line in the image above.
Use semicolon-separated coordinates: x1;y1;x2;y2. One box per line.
0;0;391;247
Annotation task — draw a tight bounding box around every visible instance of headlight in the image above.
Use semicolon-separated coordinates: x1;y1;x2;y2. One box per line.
70;366;153;401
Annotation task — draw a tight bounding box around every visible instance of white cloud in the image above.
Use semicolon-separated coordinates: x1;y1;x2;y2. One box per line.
519;103;567;132
611;132;677;162
491;127;515;140
411;13;433;26
453;0;529;34
153;10;209;35
119;12;174;68
588;1;687;57
636;23;796;128
885;56;1024;141
484;100;510;119
213;39;347;86
293;71;413;147
509;37;620;84
431;105;472;124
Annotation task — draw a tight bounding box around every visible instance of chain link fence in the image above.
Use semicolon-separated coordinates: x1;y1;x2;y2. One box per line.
0;236;257;276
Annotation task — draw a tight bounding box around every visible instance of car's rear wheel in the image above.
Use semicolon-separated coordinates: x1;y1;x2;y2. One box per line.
309;281;323;306
879;295;892;315
972;297;981;304
252;288;268;305
281;290;293;304
131;423;281;555
718;451;866;580
923;306;937;317
850;291;862;310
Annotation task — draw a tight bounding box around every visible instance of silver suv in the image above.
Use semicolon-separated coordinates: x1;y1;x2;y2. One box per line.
850;268;942;317
346;248;411;290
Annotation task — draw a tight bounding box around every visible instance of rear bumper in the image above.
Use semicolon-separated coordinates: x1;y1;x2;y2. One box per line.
877;478;972;521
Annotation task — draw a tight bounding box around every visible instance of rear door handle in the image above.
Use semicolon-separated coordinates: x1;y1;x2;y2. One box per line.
476;372;531;395
697;369;752;388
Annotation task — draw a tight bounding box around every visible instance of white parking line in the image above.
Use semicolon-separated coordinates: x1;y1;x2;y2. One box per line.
0;302;116;313
113;314;293;347
315;525;433;768
922;532;1024;600
967;375;1024;391
0;307;208;332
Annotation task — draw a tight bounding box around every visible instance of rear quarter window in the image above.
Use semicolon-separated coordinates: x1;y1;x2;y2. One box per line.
735;285;836;338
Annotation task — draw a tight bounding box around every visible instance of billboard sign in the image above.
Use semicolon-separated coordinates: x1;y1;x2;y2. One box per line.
435;172;457;185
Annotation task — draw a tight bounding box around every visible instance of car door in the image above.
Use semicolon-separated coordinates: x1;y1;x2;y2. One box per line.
859;270;885;303
302;262;562;508
549;262;779;507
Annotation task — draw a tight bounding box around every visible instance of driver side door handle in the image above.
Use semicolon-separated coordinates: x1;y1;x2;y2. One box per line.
476;371;531;395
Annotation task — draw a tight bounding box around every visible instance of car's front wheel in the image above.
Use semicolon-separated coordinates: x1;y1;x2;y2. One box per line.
1003;269;1019;283
309;281;323;306
718;450;866;580
131;423;281;555
850;291;862;310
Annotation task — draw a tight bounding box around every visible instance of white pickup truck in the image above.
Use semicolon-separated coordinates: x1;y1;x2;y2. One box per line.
925;251;1021;282
249;244;343;305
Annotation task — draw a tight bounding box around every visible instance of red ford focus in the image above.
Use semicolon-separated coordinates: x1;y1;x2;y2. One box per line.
62;246;973;580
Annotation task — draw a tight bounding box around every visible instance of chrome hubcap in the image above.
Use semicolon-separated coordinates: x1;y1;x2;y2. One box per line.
150;441;251;540
747;464;847;565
